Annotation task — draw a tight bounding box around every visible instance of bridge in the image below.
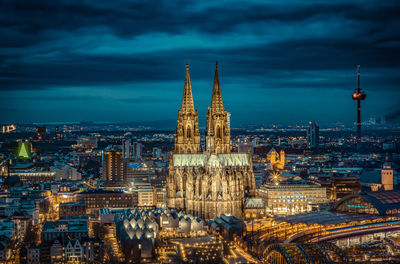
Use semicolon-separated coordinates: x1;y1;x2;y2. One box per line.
263;242;349;264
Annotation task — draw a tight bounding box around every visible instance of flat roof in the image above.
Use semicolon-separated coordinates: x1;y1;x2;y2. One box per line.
274;211;376;226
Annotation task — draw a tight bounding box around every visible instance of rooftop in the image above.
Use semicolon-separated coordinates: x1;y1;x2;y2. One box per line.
275;211;375;226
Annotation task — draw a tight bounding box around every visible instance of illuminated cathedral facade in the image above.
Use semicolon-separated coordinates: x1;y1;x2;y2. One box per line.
167;62;256;219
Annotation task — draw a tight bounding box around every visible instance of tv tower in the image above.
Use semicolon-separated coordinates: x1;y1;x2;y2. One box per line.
352;65;366;149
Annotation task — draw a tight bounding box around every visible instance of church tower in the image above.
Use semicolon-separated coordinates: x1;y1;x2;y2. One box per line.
206;62;231;153
174;62;201;154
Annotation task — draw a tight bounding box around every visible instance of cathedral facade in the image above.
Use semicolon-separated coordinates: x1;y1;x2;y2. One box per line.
167;62;256;219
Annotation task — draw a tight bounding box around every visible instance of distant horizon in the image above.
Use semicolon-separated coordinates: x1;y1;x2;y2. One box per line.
3;119;399;130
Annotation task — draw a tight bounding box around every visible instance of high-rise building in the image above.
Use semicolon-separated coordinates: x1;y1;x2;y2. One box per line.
306;121;319;149
102;150;123;182
382;161;394;191
168;62;256;219
133;142;143;159
122;138;132;159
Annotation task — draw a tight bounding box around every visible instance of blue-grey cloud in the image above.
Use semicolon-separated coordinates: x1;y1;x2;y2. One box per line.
0;0;399;124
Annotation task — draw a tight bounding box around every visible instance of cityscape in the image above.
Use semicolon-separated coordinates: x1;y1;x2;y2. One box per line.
1;1;400;264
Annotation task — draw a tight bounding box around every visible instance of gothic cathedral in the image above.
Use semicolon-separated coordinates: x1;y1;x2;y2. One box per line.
167;62;256;219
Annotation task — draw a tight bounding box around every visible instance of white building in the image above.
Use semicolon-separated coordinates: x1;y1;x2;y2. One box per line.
65;239;83;262
51;163;82;181
259;178;327;215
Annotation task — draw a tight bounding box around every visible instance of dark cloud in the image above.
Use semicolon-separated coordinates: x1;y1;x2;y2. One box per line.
0;0;399;124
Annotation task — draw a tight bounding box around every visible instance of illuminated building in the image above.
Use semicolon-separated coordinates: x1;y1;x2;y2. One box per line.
128;182;157;207
5;171;56;184
102;149;123;182
76;189;135;214
306;121;319;149
133;142;143;159
51;163;81;181
72;150;102;167
17;140;32;159
50;241;63;264
177;236;223;264
57;184;81;204
1;124;16;133
121;160;156;182
258;191;400;254
114;208;205;261
381;161;393;191
173;62;201;154
26;245;40;264
318;175;361;200
155;186;167;208
258;178;327;215
59;202;86;217
122;138;132;159
168;62;256;219
65;239;83;262
243;198;265;219
266;148;285;171
41;220;88;244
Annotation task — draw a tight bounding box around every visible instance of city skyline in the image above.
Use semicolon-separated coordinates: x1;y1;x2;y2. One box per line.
1;1;400;125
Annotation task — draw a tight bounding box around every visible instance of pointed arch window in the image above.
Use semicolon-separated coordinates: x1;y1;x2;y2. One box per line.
216;126;222;138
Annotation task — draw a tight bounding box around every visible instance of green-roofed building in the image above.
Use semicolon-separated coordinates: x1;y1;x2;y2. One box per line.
17;141;32;159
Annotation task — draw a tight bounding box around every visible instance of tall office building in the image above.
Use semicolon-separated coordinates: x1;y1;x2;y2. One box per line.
122;139;132;159
133;142;143;159
306;121;319;149
102;150;123;182
122;140;142;160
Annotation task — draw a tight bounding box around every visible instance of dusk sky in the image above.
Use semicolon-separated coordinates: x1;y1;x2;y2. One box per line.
1;0;400;127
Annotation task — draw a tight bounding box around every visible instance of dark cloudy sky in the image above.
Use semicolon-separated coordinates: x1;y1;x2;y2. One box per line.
1;0;400;126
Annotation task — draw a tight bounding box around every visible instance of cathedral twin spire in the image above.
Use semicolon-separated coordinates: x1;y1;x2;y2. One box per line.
181;62;195;114
210;61;224;113
174;62;200;154
175;61;231;154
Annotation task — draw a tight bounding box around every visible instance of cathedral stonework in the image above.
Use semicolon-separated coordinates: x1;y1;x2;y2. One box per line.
167;62;256;219
174;62;201;155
